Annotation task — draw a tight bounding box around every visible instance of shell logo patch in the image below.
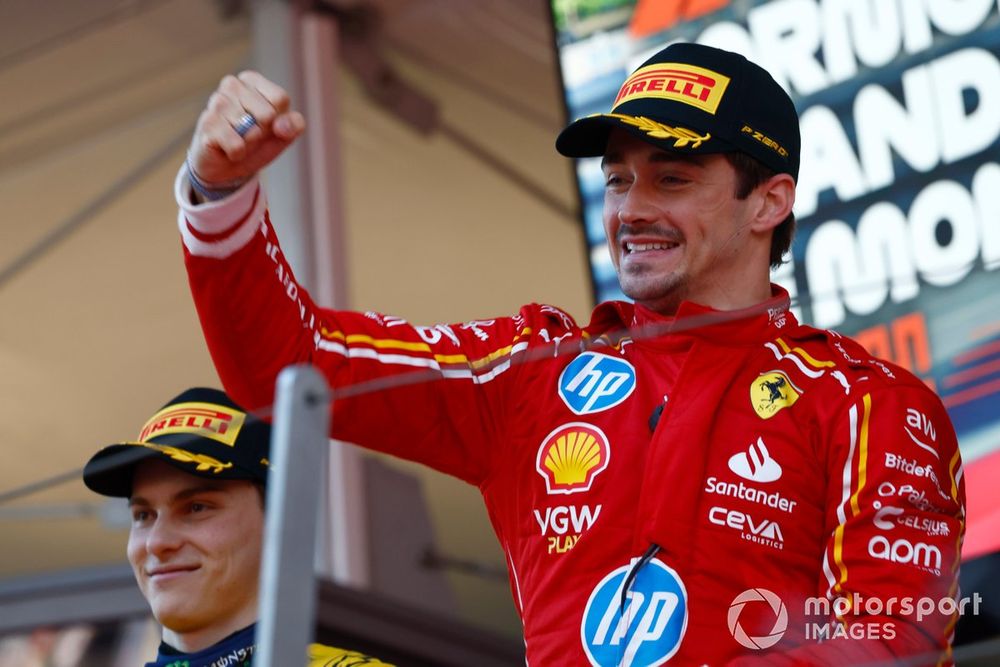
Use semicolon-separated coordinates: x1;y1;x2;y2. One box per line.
536;423;611;495
750;371;801;420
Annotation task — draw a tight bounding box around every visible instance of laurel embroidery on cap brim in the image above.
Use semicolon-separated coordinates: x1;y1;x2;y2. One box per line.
138;442;233;473
605;114;711;149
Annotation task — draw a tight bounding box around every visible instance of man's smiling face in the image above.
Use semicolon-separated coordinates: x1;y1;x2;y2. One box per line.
127;460;263;646
602;129;761;314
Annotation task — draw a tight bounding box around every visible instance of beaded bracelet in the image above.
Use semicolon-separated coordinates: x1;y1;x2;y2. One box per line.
186;158;249;202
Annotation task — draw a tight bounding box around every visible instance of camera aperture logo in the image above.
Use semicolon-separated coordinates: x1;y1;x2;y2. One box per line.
727;589;983;648
727;588;788;650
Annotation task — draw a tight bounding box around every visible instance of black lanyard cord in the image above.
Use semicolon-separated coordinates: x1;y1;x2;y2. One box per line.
619;543;662;613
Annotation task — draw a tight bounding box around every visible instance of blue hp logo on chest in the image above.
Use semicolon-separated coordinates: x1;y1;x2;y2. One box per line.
581;558;688;666
559;352;636;415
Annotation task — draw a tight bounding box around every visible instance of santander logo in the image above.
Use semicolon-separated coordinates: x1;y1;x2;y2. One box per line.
728;437;782;483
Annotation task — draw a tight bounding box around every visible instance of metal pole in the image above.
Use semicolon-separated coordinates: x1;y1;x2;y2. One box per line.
256;364;330;667
250;0;369;588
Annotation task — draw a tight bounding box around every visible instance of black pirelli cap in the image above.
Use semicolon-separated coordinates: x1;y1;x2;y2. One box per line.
83;387;271;498
556;42;800;180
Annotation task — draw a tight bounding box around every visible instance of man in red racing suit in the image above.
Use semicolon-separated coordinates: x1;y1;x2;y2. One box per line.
177;44;965;666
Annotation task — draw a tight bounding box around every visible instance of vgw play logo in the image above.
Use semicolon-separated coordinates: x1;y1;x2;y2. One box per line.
581;558;688;666
559;352;637;415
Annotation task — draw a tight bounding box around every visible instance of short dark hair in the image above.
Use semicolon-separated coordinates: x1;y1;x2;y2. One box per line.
253;481;266;509
723;152;795;268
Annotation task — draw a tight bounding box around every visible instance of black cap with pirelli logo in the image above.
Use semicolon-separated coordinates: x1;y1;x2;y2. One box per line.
83;387;271;498
556;42;800;180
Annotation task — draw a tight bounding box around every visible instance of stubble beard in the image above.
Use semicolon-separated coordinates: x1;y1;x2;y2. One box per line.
619;265;688;314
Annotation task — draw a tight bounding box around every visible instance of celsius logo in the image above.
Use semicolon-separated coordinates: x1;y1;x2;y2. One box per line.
559;352;636;415
728;588;788;650
873;502;905;530
581;558;688;667
728;437;782;483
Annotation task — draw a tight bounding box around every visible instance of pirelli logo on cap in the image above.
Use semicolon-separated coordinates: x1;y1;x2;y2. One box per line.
613;63;730;114
138;402;245;447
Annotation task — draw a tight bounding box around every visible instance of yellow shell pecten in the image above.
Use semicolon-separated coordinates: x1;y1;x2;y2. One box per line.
544;430;604;486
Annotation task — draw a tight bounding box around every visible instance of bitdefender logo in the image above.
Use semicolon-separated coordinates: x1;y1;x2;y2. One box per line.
728;437;782;483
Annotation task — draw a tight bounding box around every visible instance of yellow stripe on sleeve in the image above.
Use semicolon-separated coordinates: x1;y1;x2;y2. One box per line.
320;326;527;370
832;524;848;595
834;395;872;596
848;394;872;516
948;448;962;503
776;337;837;368
347;334;431;353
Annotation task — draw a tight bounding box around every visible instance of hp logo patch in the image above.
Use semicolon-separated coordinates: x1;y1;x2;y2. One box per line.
559;352;636;415
581;558;688;666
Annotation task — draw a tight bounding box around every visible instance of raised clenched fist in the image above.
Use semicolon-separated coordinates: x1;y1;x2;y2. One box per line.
187;70;306;191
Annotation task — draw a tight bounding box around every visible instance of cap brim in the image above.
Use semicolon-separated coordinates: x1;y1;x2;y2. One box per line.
556;113;735;159
83;441;265;498
82;444;159;498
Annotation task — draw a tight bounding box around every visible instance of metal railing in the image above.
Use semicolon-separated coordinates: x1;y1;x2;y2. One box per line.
257;364;330;667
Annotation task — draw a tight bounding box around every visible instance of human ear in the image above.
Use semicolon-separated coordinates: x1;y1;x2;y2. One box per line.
750;173;795;233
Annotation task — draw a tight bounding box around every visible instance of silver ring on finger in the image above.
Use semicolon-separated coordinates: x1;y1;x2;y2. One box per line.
233;112;258;137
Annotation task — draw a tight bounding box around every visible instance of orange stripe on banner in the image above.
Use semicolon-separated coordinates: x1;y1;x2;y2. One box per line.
943;376;1000;409
943;357;1000;388
953;339;1000;365
628;0;732;37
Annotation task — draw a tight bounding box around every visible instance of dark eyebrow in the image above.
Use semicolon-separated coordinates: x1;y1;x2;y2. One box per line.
601;152;621;169
128;484;229;507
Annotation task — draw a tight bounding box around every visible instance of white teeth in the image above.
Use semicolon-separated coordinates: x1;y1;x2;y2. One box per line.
626;242;676;253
